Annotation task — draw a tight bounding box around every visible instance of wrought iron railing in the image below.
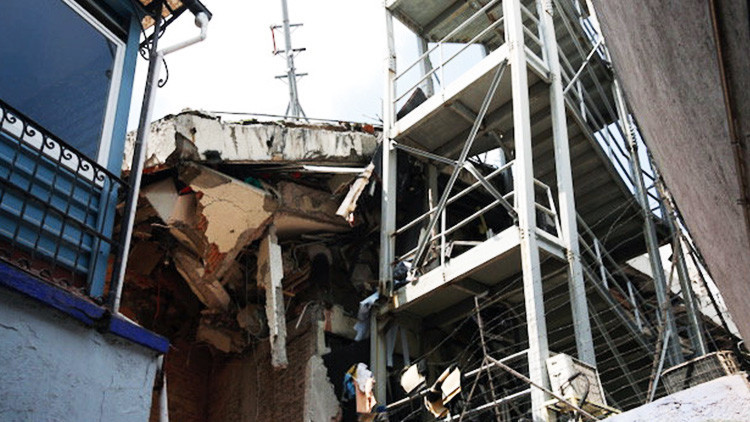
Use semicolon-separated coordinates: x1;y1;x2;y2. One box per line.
0;98;128;301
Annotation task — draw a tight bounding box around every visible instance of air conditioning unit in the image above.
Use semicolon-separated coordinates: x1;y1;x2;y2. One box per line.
546;353;615;416
661;350;741;395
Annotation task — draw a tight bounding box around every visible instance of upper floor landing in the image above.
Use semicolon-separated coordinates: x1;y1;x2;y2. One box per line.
385;0;665;262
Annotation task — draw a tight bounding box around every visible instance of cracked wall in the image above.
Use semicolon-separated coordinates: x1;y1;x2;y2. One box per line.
0;289;159;421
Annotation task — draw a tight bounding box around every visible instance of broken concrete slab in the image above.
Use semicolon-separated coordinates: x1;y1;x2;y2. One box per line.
142;164;277;296
336;162;375;223
303;355;341;422
323;305;358;339
123;111;379;172
179;163;276;256
172;248;231;311
273;181;351;238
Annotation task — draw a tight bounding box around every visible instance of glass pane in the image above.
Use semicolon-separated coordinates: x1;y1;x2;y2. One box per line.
0;0;117;159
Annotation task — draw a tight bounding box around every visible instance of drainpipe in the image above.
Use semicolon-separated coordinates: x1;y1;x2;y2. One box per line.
156;355;169;422
111;9;210;313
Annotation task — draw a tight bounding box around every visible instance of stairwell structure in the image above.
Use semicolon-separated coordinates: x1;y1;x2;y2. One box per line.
374;0;709;420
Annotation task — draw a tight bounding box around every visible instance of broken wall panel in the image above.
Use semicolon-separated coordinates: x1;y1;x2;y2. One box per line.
274;181;351;238
258;225;288;368
179;163;276;258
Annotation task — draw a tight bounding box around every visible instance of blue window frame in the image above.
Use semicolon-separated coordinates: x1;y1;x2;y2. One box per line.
0;0;125;164
0;0;132;299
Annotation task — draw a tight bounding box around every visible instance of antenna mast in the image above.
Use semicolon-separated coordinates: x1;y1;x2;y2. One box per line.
272;0;307;121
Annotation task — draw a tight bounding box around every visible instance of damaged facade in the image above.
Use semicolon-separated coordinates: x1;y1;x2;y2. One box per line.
119;111;385;420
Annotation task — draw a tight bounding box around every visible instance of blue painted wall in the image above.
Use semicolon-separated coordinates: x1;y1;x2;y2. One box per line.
0;287;160;421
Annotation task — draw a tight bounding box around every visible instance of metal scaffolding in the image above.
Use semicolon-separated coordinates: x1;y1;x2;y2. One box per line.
375;0;720;420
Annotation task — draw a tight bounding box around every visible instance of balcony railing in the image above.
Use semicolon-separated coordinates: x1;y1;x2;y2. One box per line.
0;98;128;301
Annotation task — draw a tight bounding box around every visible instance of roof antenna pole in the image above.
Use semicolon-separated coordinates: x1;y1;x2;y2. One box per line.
273;0;308;121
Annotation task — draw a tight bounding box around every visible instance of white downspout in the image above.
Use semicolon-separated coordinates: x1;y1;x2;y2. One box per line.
112;11;210;313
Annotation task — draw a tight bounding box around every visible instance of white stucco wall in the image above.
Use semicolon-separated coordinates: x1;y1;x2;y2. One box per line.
0;289;159;421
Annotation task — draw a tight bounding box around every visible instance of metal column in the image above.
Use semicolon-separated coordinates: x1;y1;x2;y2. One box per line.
652;162;707;356
613;80;683;365
373;4;398;406
538;0;596;366
111;12;164;312
505;0;551;420
278;0;307;120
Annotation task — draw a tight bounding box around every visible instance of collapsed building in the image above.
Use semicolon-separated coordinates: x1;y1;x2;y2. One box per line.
118;111;382;421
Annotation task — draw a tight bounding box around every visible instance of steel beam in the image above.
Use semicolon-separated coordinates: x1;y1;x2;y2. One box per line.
375;6;397;405
613;80;683;365
653;164;707;356
539;0;596;366
410;60;508;272
505;0;551;420
370;309;388;407
463;162;517;218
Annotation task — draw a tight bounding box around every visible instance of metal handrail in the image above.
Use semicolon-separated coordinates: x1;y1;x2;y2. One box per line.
394;170;566;263
0;100;127;185
553;0;663;209
561;67;663;206
393;160;515;236
576;214;656;332
395;15;506;104
394;0;503;82
0;98;128;299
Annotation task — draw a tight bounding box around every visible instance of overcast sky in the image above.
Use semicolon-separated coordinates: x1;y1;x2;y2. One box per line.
128;0;417;128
